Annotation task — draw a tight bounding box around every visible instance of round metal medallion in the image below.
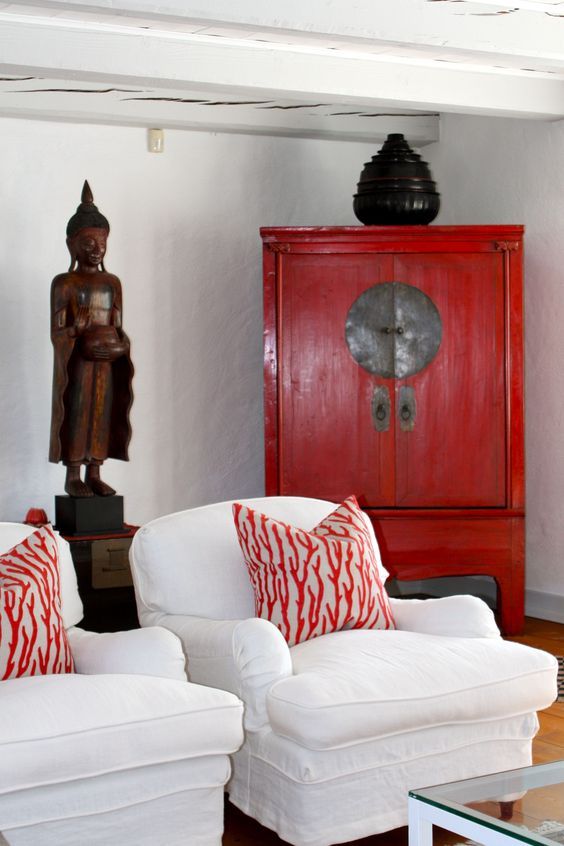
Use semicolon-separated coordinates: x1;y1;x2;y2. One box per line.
345;281;442;379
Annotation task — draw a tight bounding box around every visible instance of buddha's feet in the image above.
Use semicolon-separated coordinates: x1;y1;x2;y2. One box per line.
87;477;116;497
65;478;94;498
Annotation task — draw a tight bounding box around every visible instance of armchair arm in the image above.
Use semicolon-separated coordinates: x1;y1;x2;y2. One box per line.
160;614;292;730
389;595;500;638
233;617;293;730
66;625;187;680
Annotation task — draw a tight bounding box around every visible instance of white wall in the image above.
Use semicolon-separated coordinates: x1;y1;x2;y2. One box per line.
0;117;372;526
2;113;562;620
425;113;564;619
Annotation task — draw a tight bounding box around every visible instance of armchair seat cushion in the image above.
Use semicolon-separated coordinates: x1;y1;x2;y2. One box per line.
266;630;557;750
0;672;243;795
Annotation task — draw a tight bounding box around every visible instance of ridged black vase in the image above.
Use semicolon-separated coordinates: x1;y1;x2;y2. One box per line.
353;133;440;225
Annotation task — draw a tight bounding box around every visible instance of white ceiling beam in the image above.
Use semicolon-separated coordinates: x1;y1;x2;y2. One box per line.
0;82;440;144
12;0;564;63
0;107;439;145
0;18;563;120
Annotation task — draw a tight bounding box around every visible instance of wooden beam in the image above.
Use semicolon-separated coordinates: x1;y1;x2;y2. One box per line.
14;0;564;64
0;16;563;120
0;78;440;143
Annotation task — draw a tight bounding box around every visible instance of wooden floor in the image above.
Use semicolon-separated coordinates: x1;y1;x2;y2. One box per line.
223;617;564;846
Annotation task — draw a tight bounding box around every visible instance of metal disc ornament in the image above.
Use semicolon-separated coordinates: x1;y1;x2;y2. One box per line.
345;282;442;379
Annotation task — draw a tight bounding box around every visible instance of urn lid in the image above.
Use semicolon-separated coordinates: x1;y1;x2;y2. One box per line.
353;133;440;225
357;133;436;185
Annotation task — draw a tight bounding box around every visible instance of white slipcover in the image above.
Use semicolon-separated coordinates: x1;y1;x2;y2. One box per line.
130;497;559;846
0;522;244;846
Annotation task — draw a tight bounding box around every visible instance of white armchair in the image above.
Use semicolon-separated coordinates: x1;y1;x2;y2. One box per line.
0;522;244;846
130;496;558;846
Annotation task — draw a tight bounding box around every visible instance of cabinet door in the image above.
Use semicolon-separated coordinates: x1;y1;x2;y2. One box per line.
393;251;506;507
276;246;507;508
278;251;396;504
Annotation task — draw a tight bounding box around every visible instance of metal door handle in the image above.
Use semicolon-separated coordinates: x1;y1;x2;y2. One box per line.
375;404;387;421
398;386;416;431
372;386;390;432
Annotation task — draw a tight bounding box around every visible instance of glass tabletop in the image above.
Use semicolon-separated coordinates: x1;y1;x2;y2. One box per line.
410;761;564;845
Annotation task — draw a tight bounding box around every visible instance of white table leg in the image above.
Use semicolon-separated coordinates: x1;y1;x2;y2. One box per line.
409;797;434;846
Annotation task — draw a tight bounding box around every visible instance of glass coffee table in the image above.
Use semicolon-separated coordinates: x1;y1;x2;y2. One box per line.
409;760;564;845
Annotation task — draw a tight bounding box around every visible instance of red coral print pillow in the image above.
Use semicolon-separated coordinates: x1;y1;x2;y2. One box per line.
0;526;74;680
233;496;395;646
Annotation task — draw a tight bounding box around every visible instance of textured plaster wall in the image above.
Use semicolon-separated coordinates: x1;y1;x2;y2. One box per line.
0;117;371;526
426;113;564;613
1;113;561;616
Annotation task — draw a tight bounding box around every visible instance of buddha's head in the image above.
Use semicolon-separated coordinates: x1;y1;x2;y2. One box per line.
66;181;110;271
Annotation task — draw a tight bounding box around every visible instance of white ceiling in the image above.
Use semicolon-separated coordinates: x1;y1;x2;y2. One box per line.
1;0;563;143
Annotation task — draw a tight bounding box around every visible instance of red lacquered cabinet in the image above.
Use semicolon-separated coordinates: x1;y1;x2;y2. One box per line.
262;226;525;634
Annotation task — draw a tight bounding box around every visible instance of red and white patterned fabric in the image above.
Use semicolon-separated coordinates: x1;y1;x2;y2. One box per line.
0;525;74;680
233;496;395;646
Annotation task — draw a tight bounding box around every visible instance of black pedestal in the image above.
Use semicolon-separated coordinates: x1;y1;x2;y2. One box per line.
55;495;126;535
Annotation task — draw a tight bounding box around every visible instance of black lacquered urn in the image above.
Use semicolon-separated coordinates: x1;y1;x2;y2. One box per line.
353;133;440;225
